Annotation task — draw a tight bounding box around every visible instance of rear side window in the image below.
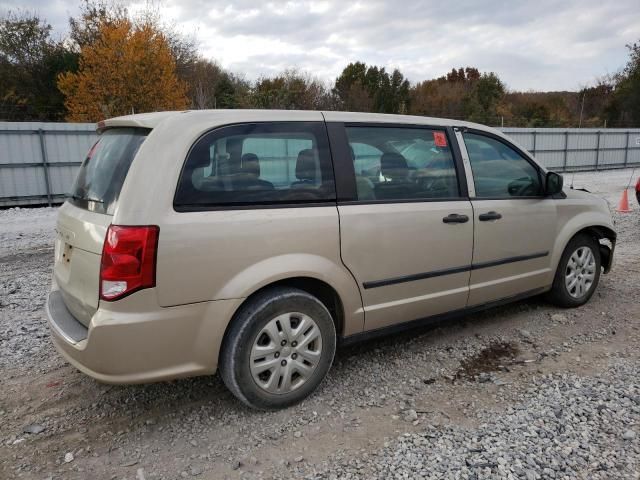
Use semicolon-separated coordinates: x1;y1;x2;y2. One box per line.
70;128;149;215
174;122;335;209
345;126;459;201
462;132;542;198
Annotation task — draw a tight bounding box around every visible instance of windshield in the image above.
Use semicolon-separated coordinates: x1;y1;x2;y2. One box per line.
70;128;149;215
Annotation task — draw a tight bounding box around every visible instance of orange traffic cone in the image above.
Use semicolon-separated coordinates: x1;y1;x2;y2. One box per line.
616;189;632;213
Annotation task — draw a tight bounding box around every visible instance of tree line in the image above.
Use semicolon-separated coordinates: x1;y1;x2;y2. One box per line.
1;1;639;127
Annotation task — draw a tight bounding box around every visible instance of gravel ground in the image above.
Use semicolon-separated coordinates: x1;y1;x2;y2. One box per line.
0;168;639;480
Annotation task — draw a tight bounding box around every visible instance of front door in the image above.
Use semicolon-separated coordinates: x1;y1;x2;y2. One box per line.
459;130;558;306
332;123;474;331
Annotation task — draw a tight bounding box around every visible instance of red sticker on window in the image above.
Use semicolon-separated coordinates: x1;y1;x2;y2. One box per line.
433;131;447;147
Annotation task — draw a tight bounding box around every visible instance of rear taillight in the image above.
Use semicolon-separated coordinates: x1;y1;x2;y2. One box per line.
100;225;159;301
636;177;640;193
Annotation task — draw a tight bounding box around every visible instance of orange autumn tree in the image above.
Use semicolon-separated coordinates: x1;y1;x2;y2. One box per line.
58;18;187;121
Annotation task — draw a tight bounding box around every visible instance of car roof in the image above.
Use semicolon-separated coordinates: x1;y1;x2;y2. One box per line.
101;109;498;135
100;109;543;172
322;111;486;131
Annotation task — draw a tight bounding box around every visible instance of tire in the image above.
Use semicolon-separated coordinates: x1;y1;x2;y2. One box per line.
219;287;336;410
547;233;601;308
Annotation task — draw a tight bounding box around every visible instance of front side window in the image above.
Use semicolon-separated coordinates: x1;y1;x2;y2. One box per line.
175;122;335;208
345;126;459;201
463;132;542;198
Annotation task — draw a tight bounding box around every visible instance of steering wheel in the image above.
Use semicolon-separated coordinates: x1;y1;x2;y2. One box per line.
508;177;536;196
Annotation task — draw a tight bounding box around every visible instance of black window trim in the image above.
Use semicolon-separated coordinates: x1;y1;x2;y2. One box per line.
69;126;151;215
461;127;548;201
326;121;469;205
173;200;335;212
173;121;337;212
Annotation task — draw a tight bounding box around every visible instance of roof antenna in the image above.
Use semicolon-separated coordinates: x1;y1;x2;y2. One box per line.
626;167;637;190
569;170;575;189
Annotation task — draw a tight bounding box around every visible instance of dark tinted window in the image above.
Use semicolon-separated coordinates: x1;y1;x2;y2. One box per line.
345;126;459;201
463;132;542;198
175;122;335;208
70;128;148;215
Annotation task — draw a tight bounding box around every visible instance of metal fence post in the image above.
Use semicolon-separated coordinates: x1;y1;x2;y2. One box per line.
532;130;537;157
595;130;601;170
563;130;569;171
37;128;53;207
624;131;630;167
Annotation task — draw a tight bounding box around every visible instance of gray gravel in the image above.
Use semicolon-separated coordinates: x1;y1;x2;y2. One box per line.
302;360;640;479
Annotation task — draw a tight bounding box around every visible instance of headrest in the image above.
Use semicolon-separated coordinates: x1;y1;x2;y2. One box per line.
241;153;260;177
380;152;408;179
189;144;211;169
296;149;317;182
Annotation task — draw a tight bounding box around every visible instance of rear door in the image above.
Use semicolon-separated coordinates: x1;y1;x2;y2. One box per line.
54;128;148;325
161;121;342;307
328;123;474;331
457;129;557;306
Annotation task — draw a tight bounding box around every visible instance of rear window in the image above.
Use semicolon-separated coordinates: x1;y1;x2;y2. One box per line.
70;128;149;215
174;122;335;209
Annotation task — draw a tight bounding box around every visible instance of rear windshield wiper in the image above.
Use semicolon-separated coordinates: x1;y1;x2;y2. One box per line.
69;194;104;204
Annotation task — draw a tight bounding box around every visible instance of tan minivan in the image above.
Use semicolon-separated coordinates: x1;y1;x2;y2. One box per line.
47;110;616;409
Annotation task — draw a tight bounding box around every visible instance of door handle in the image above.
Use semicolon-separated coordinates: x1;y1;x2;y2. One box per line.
442;213;469;224
478;211;502;221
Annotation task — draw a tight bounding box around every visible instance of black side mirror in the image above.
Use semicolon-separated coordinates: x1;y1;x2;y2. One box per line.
545;171;563;196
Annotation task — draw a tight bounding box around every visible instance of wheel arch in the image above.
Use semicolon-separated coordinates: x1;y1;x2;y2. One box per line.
251;277;346;336
217;276;350;367
579;225;616;273
553;221;616;275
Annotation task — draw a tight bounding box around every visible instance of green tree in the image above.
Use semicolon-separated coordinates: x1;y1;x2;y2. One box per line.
510;97;552;127
333;62;410;113
333;62;371;111
569;83;613;127
409;67;501;122
464;73;505;124
0;11;77;120
250;70;332;110
608;41;640;126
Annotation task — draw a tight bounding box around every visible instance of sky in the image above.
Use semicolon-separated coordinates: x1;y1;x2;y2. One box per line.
2;0;640;91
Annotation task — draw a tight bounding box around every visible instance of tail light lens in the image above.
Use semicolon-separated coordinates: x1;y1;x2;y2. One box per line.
100;225;159;301
636;177;640;192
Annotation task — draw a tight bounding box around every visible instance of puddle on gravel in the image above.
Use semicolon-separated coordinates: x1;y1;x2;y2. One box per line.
455;342;519;381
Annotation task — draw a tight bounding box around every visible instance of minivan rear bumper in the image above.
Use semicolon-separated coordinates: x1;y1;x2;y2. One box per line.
46;288;242;384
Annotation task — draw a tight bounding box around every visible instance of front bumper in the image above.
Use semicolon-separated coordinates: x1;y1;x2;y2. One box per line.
46;288;242;384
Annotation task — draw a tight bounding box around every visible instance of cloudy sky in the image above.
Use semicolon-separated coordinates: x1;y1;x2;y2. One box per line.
2;0;639;91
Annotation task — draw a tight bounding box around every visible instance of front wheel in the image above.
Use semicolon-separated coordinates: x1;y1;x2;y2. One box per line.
547;234;601;308
219;287;336;410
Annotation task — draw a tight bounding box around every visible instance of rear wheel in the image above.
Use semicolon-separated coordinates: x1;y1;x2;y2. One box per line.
219;287;336;410
547;234;601;308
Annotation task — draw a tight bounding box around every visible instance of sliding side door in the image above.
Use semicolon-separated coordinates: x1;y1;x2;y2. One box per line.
328;122;474;331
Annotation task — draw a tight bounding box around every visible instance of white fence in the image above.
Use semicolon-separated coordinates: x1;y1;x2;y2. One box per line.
1;122;640;207
0;122;97;207
502;128;640;172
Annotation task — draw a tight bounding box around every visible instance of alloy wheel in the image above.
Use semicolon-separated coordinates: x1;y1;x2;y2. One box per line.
565;246;596;298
